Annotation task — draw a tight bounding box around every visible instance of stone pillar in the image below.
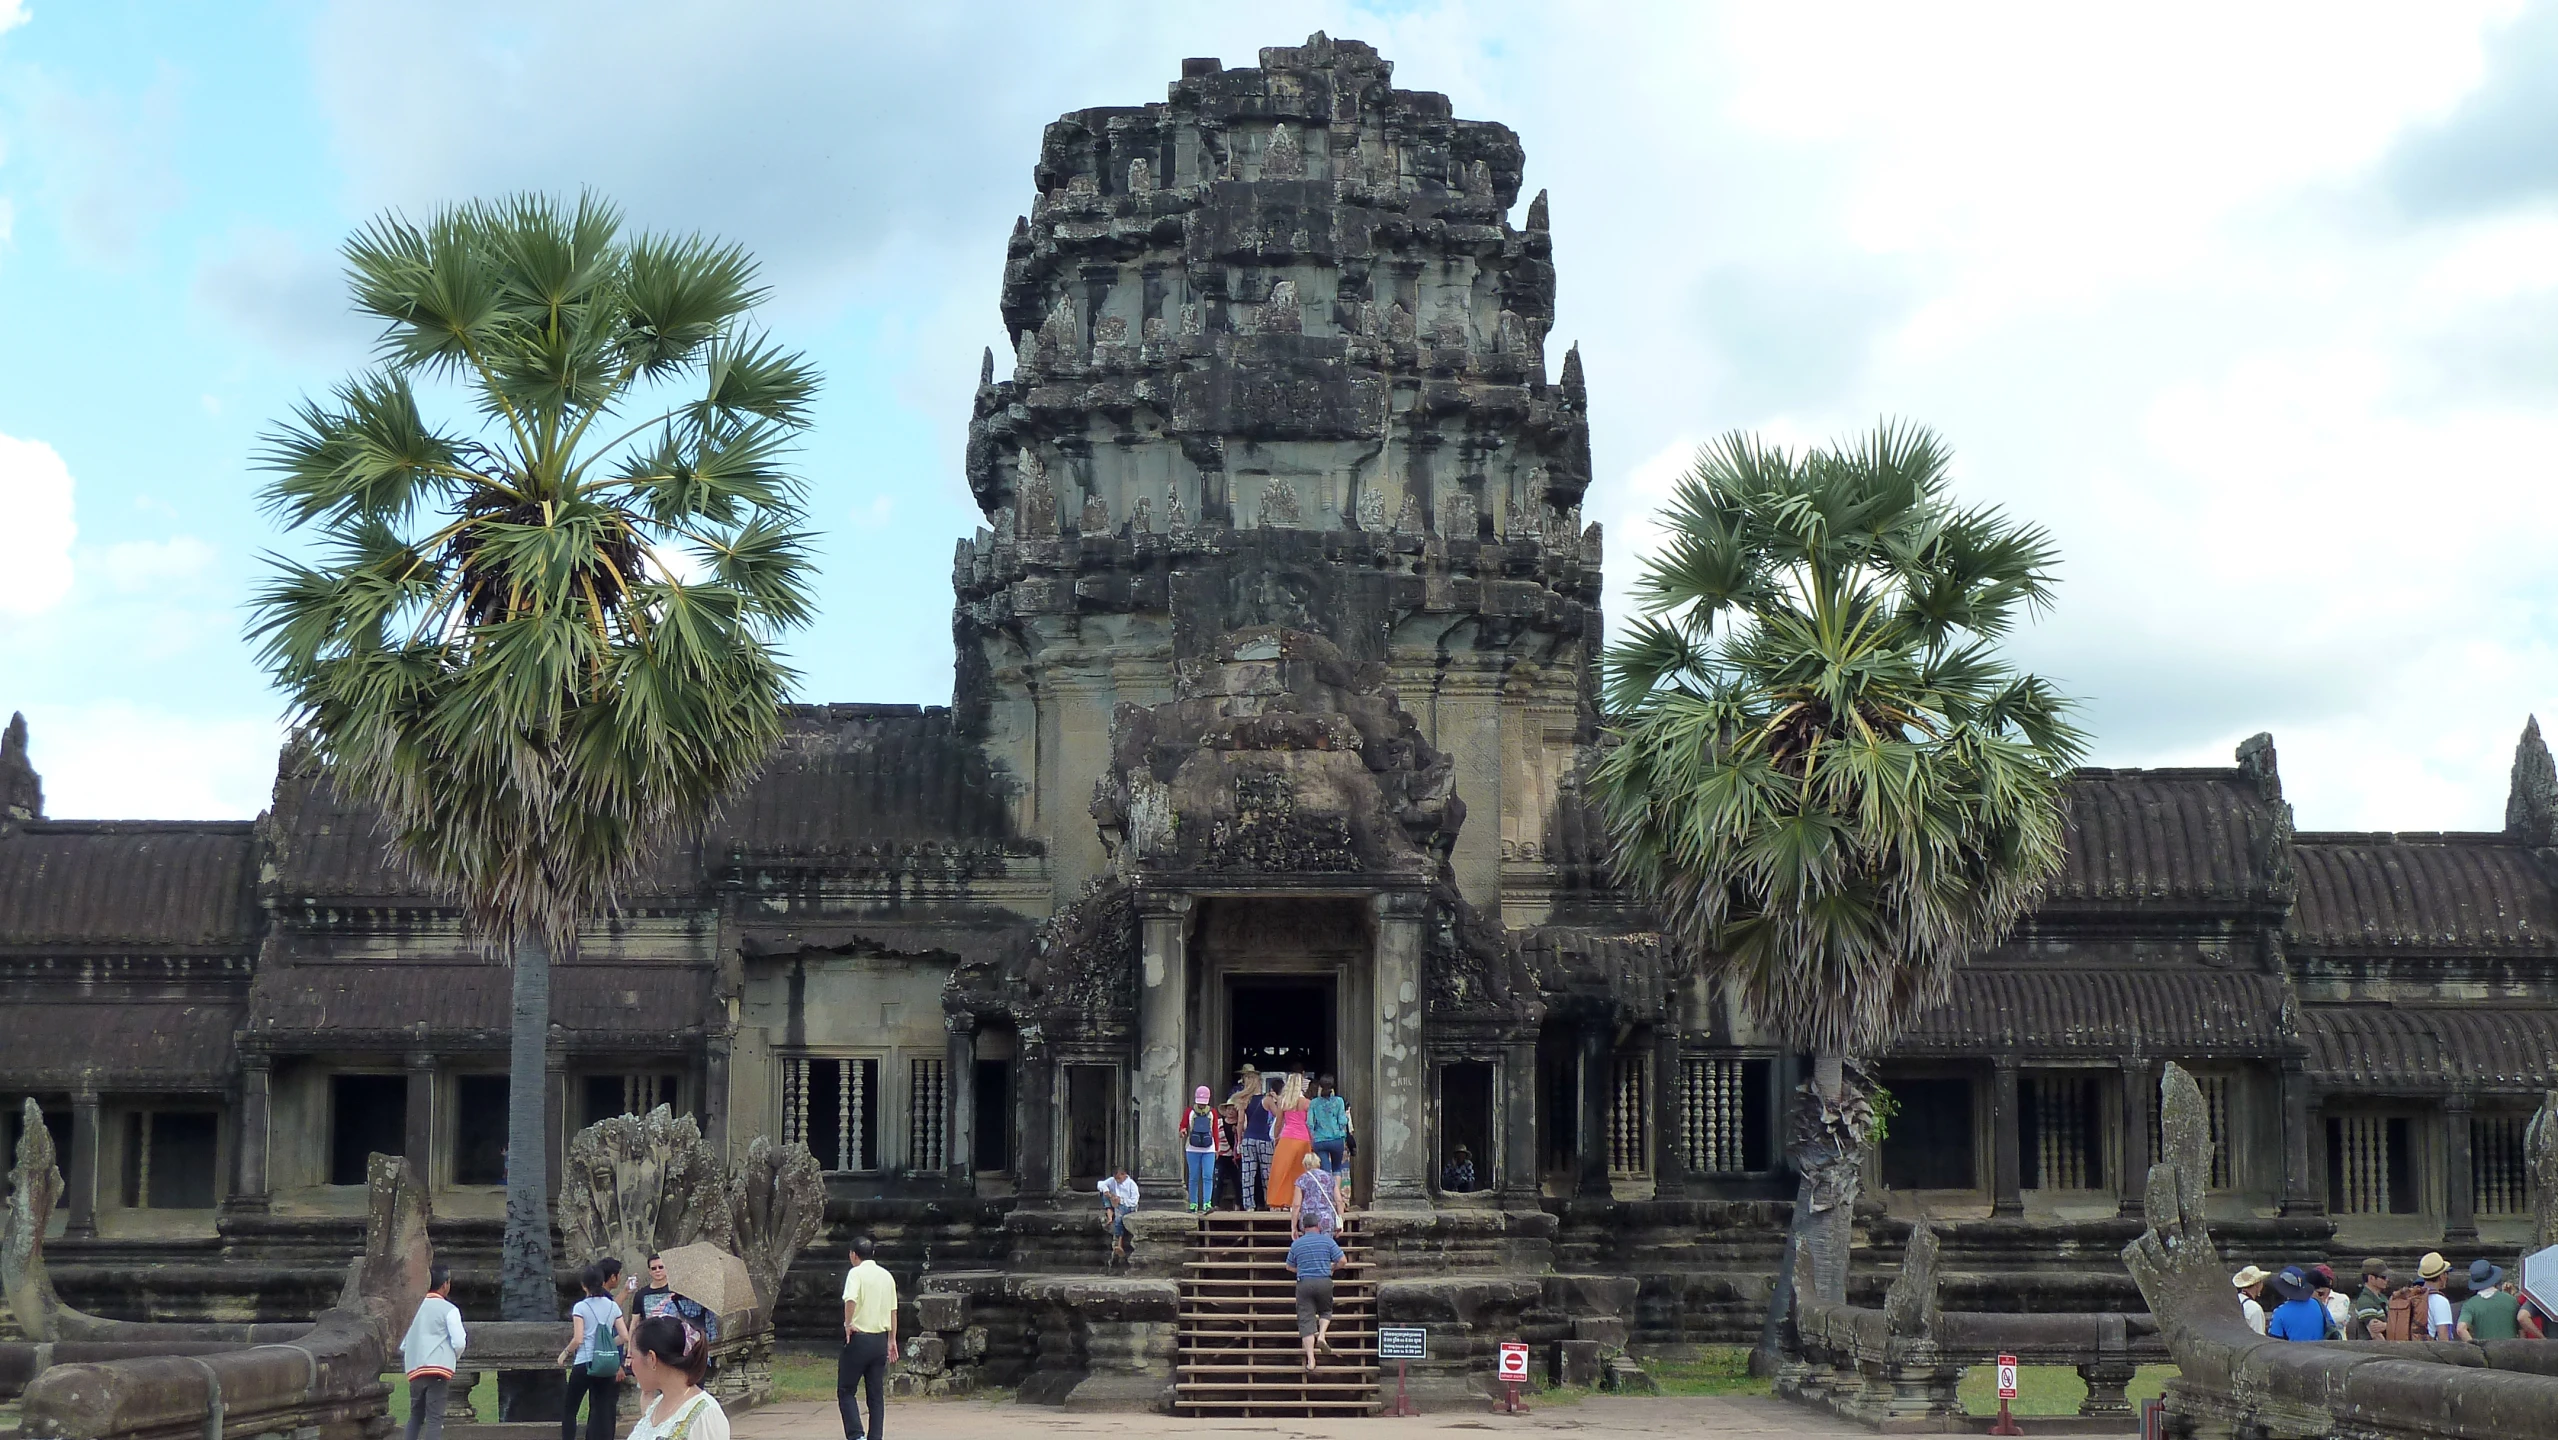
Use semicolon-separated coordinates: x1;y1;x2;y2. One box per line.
1498;1035;1538;1204
1017;1038;1055;1202
229;1053;272;1213
1134;893;1192;1204
2445;1092;2478;1245
1578;1024;1612;1198
703;1032;732;1158
1774;1049;1803;1186
1991;1058;2023;1217
544;1051;568;1194
1370;891;1430;1206
66;1084;100;1238
405;1051;436;1182
2278;1060;2319;1216
945;1016;978;1188
2118;1058;2153;1218
1653;1027;1686;1197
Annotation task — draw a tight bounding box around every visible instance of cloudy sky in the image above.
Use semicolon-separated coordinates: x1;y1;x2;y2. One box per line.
0;0;2552;830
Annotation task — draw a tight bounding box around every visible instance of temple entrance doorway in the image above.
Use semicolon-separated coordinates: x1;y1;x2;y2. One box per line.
1227;977;1336;1082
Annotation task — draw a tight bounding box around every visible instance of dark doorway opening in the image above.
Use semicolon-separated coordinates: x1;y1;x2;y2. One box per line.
122;1111;220;1208
329;1074;407;1186
1439;1063;1493;1193
1879;1076;1978;1190
1064;1064;1118;1183
1228;977;1335;1082
973;1059;1013;1172
452;1075;509;1186
1536;1028;1579;1187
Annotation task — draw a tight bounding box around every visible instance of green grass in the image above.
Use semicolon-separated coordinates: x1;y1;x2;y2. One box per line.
1955;1363;2177;1417
1647;1346;1773;1398
772;1350;837;1403
383;1372;498;1423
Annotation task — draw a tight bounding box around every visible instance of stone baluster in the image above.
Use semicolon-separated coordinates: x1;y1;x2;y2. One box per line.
2077;1312;2137;1419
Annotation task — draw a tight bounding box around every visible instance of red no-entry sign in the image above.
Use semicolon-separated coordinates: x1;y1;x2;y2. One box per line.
1996;1355;2019;1400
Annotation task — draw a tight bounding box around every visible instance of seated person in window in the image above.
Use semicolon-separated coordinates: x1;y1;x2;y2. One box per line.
1440;1145;1476;1193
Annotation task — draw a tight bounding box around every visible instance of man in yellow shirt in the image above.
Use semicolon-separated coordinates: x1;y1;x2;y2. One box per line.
838;1235;899;1440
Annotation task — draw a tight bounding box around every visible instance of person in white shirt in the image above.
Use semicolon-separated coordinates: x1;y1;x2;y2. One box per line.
1099;1166;1140;1263
399;1265;468;1440
2230;1265;2268;1335
2418;1252;2456;1339
627;1314;728;1440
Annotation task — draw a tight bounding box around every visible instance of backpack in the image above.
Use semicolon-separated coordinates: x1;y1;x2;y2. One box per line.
583;1300;624;1377
1187;1110;1214;1147
2385;1288;2415;1342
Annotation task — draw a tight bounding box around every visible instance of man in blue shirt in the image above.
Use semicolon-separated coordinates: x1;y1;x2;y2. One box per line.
2264;1265;2332;1341
1285;1228;1346;1373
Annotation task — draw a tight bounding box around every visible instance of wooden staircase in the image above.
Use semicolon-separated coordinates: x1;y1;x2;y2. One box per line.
1174;1211;1379;1416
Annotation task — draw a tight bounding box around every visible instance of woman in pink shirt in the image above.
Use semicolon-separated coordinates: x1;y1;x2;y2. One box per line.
1265;1072;1313;1209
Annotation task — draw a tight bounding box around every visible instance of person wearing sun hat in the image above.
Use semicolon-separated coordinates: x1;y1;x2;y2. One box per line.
2418;1252;2456;1339
2458;1257;2522;1341
2230;1266;2270;1334
2264;1265;2331;1340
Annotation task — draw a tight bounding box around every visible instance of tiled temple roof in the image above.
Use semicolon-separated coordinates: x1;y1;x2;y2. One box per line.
708;704;1022;858
245;961;709;1049
0;999;241;1088
2287;834;2558;955
2043;768;2291;909
0;821;259;950
2304;1003;2558;1091
1898;967;2294;1058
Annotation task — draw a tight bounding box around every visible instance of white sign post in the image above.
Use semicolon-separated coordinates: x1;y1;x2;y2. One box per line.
1991;1354;2022;1436
1496;1341;1530;1413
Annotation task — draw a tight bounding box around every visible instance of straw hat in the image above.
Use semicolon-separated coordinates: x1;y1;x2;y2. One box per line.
2419;1252;2450;1280
2231;1265;2270;1289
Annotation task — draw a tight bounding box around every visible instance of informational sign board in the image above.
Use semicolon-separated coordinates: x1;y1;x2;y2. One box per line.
2522;1243;2558;1320
1379;1326;1428;1360
1996;1355;2020;1400
1497;1342;1530;1381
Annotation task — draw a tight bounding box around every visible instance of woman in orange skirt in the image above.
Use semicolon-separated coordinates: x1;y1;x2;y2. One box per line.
1265;1071;1313;1209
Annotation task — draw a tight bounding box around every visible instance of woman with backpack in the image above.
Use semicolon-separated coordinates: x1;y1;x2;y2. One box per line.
1180;1085;1227;1214
555;1262;625;1440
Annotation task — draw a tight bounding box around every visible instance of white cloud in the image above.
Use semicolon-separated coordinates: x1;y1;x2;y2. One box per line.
0;431;74;615
0;2;25;38
16;702;283;820
93;536;216;595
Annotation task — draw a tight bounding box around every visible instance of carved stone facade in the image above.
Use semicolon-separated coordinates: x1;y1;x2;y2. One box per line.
4;37;2558;1380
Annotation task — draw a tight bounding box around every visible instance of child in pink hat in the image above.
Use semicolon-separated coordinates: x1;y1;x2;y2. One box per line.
1181;1085;1226;1214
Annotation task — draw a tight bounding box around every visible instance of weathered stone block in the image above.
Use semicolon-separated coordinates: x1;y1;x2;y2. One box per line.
1552;1339;1602;1388
907;1334;948;1374
955;1324;989;1360
916;1293;966;1332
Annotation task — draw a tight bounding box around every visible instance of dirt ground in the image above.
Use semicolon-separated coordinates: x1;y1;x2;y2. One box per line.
729;1393;1908;1439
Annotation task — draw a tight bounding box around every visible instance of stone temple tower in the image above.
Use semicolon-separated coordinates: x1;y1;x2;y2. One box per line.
952;33;1605;925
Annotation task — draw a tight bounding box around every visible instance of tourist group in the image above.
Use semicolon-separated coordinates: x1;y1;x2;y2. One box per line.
2233;1254;2538;1342
1092;1064;1358;1371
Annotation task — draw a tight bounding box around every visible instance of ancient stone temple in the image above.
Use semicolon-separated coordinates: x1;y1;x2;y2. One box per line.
5;34;2558;1400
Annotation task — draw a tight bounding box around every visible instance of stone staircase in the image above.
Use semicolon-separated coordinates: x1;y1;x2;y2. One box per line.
1174;1211;1378;1416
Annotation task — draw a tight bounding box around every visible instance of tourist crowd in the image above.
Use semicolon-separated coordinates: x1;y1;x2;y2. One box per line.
2231;1254;2540;1341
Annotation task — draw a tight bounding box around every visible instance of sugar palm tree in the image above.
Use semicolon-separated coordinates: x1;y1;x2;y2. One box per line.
1590;422;2083;1325
248;194;817;1323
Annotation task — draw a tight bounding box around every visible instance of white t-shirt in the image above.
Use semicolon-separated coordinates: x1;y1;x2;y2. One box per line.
2321;1292;2350;1330
2428;1291;2455;1338
2241;1296;2265;1335
571;1295;623;1363
1098;1175;1139;1210
629;1390;727;1440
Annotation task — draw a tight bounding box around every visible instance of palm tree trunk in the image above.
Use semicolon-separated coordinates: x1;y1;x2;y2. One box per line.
1800;1049;1861;1305
499;931;557;1322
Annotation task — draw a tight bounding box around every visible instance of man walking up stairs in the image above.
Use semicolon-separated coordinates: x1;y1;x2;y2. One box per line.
1174;1212;1378;1416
